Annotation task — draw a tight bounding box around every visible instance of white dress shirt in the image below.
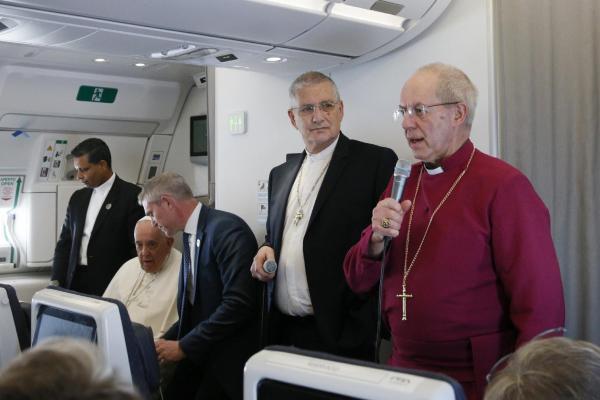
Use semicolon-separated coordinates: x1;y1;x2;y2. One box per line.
79;172;115;265
275;136;337;316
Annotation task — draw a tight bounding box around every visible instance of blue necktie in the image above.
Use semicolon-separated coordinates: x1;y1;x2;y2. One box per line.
182;232;194;305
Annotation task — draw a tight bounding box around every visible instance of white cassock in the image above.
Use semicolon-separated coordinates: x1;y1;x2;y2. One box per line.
104;249;181;339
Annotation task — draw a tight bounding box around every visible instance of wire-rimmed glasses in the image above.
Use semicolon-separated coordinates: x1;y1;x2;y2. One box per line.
290;100;340;117
393;102;460;121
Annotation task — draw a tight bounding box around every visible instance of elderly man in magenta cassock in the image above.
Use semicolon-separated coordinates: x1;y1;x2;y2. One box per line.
343;63;565;400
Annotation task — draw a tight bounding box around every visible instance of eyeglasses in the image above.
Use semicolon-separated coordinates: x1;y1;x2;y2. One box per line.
485;326;567;383
290;100;339;116
393;102;460;121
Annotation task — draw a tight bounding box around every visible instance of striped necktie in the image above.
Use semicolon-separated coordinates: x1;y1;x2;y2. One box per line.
182;232;194;305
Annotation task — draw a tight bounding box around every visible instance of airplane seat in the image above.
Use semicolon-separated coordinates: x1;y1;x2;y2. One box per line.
0;284;31;369
0;284;31;361
245;345;466;400
130;322;160;396
19;300;32;335
32;286;159;400
95;294;160;400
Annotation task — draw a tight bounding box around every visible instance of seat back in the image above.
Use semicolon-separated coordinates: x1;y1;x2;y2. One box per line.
131;323;160;395
245;346;467;400
31;287;159;399
98;294;159;400
0;283;30;368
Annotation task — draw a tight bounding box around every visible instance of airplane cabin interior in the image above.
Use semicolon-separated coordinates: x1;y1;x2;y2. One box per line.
0;0;597;399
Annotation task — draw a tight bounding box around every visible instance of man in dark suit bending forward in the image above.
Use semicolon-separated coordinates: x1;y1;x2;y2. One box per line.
141;172;259;400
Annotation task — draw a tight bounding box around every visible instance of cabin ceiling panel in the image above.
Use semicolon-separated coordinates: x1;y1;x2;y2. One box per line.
0;0;453;74
284;3;405;57
0;0;330;44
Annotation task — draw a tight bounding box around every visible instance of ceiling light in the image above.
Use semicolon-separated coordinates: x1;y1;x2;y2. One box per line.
264;56;287;63
328;3;405;29
93;58;108;63
253;0;328;14
150;46;218;60
134;62;147;67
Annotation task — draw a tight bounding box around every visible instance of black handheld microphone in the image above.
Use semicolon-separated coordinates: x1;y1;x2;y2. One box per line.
260;259;277;348
384;160;411;246
262;259;278;274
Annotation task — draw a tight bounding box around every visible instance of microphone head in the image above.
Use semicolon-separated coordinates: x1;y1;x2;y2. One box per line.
394;159;411;179
263;260;278;274
391;159;411;202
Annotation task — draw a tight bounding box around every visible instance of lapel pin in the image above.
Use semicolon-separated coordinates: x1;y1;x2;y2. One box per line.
196;238;200;248
105;203;112;210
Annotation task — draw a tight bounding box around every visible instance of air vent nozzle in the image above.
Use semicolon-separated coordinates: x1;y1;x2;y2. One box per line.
0;17;18;33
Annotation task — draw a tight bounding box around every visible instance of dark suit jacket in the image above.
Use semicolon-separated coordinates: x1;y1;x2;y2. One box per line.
164;206;260;399
265;133;397;358
51;175;144;295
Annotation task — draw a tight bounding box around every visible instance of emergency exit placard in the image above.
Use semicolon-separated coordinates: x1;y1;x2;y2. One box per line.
76;85;118;103
0;176;23;209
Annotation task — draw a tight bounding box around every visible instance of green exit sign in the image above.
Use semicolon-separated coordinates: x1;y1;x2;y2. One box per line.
76;86;118;103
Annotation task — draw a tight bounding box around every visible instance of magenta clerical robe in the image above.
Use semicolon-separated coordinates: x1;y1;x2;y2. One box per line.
343;140;564;400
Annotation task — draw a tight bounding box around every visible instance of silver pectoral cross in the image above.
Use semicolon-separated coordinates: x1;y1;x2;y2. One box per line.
396;284;413;321
293;209;304;225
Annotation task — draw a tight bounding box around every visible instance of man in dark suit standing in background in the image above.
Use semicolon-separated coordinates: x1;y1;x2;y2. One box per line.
51;138;144;296
140;172;259;400
250;71;397;360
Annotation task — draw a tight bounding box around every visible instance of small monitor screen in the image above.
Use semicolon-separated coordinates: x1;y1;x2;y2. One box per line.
190;115;208;157
32;305;97;345
147;165;158;179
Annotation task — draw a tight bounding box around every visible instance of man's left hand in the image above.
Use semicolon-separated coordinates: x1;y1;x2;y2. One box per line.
155;339;185;363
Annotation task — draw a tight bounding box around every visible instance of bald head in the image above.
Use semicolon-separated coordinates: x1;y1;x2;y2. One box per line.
399;63;477;164
134;217;174;273
413;63;478;126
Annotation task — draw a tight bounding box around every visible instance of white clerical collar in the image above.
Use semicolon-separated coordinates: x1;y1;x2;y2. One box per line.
424;164;444;175
305;134;339;161
184;201;202;235
94;172;115;194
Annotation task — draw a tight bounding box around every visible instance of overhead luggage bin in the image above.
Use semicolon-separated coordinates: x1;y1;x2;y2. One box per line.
285;3;406;57
0;0;452;74
0;65;180;135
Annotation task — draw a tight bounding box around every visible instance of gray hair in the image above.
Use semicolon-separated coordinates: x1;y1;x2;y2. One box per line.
138;172;194;205
485;337;600;400
416;63;478;126
289;71;340;106
0;338;139;400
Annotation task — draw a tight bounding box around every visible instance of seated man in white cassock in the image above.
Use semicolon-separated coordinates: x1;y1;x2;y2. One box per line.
104;216;180;339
